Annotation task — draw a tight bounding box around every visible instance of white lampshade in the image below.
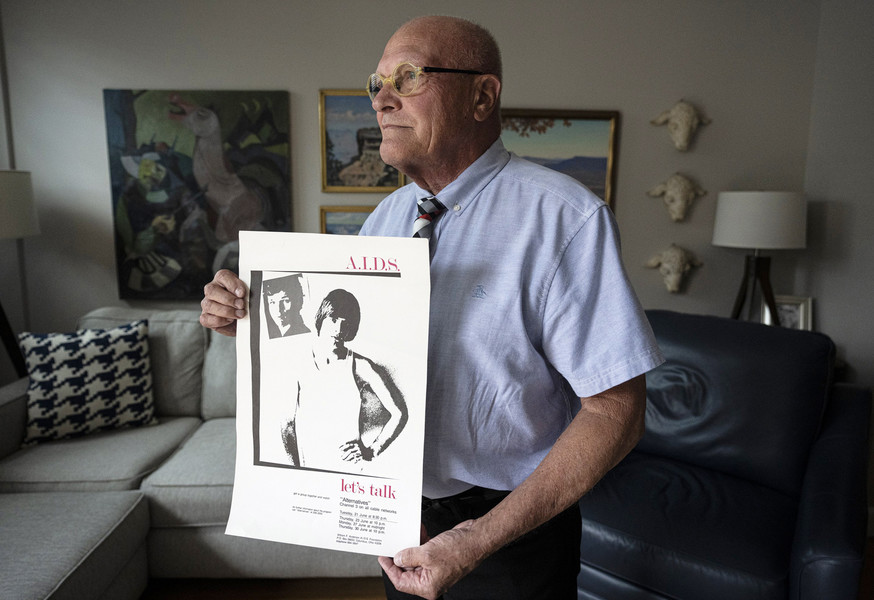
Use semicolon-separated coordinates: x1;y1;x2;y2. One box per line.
0;170;39;240
712;191;806;250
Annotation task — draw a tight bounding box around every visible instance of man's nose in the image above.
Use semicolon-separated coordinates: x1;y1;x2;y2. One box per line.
372;84;399;112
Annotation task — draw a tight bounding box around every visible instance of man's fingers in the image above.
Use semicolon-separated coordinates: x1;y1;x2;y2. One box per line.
201;295;245;320
213;269;246;295
378;556;400;579
393;546;416;569
202;271;248;315
379;547;443;600
207;270;246;300
200;270;248;337
198;313;238;337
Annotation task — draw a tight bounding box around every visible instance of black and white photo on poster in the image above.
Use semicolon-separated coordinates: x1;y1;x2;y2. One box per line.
227;231;429;557
253;269;411;478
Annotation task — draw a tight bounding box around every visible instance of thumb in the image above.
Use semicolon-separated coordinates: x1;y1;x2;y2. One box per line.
393;545;421;570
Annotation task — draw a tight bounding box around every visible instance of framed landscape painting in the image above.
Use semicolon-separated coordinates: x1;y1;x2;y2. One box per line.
319;90;403;192
320;205;375;235
501;109;619;208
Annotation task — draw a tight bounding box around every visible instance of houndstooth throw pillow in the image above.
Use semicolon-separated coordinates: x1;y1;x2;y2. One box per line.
18;319;158;445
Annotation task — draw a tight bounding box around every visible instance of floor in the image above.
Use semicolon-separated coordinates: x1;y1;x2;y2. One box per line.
143;538;874;599
141;576;387;600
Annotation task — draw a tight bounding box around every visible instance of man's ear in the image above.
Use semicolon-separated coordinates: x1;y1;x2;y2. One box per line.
473;75;501;122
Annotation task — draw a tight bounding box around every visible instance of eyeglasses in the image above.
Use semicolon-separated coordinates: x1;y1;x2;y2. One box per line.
367;62;484;101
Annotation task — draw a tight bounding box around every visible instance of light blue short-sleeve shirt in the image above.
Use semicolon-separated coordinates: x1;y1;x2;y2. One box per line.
361;139;664;498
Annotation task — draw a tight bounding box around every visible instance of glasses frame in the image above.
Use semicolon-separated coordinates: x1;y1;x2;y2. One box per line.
367;62;484;101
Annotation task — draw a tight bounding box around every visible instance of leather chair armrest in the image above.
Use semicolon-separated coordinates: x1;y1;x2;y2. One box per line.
790;383;872;600
0;377;28;459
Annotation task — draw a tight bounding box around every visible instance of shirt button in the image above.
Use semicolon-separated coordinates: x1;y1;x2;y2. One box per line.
453;204;461;211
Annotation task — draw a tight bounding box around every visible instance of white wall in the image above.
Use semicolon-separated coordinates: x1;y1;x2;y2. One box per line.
804;0;874;386
803;0;874;531
0;0;824;327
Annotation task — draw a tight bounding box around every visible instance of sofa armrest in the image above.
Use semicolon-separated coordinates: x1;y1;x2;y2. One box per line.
0;377;28;459
790;383;872;600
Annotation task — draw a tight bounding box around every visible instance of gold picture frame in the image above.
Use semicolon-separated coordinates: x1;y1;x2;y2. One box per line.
501;109;620;208
320;205;375;235
319;90;403;192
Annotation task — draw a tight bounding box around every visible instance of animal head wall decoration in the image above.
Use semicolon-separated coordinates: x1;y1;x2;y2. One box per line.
651;100;711;151
645;244;702;293
647;173;707;222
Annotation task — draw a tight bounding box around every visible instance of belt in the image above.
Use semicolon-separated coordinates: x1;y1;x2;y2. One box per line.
422;486;510;511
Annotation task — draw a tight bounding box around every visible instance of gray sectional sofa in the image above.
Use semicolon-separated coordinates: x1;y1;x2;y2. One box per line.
0;307;379;600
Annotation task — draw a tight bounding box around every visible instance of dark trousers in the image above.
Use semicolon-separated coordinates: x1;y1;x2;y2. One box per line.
382;487;582;600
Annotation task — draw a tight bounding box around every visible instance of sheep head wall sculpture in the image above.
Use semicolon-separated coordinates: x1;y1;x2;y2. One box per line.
651;100;711;151
645;244;702;293
647;173;707;222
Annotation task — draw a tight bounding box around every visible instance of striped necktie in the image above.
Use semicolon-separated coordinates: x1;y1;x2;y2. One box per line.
412;196;446;239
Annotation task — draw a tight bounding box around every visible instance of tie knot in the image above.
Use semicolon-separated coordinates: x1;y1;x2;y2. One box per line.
413;196;446;239
418;196;446;217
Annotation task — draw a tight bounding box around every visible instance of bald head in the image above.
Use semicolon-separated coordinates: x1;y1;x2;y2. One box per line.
394;16;502;82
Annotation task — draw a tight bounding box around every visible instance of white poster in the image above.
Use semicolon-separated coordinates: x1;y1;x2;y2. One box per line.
226;231;430;556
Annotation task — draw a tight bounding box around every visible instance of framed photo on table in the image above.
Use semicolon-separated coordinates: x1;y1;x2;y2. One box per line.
501;109;619;208
320;205;375;235
761;295;813;330
319;90;403;192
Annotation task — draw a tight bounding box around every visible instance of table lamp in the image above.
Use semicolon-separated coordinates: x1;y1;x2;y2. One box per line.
0;170;39;377
712;191;807;325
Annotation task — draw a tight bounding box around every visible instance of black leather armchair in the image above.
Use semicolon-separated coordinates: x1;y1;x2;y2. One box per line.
577;310;871;599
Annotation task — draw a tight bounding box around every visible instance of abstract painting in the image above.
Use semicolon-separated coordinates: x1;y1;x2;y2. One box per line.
103;89;291;299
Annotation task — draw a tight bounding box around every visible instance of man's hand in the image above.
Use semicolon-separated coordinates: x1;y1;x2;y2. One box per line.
340;440;372;463
200;269;248;337
378;520;485;600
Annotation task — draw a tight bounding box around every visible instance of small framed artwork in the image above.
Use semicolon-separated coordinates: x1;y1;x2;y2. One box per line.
320;205;375;235
501;109;619;208
319;90;403;192
761;295;813;330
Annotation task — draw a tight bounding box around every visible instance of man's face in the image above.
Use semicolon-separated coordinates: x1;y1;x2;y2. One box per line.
320;314;349;343
371;27;476;181
267;291;293;328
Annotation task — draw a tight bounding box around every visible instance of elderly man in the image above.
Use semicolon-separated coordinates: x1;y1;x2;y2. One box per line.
201;15;663;600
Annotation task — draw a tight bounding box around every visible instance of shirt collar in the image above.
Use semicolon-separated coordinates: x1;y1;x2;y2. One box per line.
412;138;511;216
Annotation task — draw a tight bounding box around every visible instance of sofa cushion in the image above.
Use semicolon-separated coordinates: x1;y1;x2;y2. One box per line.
18;320;157;445
141;418;235;527
578;451;798;600
641;310;834;497
0;491;149;600
202;330;237;419
0;377;28;458
0;416;201;492
78;307;207;417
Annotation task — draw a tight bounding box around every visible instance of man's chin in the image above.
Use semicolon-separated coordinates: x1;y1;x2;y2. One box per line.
380;148;417;178
379;145;402;169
